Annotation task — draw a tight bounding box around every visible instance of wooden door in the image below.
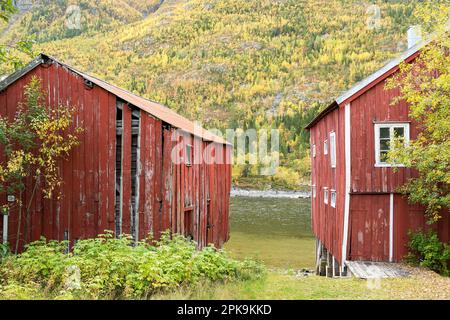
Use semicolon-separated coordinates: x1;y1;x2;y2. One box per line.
349;195;390;262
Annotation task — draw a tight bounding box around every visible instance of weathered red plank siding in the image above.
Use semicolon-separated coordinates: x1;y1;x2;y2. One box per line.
310;105;346;264
153;122;163;238
349;79;418;193
393;196;449;261
0;60;232;251
349;195;390;262
345;75;448;262
162;127;173;233
121;104;132;236
107;93;116;232
98;87;109;235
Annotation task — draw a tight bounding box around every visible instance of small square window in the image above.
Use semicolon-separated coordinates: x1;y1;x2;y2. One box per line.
324;140;328;155
185;145;193;166
324;188;329;205
331;191;336;208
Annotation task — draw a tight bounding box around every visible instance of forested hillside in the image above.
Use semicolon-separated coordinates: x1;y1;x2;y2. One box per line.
0;0;422;189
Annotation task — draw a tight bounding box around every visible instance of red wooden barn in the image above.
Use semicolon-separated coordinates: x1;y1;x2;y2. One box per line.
0;53;232;251
306;32;449;276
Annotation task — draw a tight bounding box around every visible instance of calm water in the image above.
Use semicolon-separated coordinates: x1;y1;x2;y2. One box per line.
225;197;316;269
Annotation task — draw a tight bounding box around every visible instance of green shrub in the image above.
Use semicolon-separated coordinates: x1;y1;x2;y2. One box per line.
0;232;265;299
4;238;69;292
0;243;10;262
406;230;450;276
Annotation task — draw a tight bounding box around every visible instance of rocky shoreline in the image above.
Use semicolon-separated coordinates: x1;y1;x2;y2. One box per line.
230;187;310;199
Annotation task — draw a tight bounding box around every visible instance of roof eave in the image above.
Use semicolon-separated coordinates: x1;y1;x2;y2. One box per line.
305;101;338;130
0;54;46;92
0;53;231;146
305;37;433;130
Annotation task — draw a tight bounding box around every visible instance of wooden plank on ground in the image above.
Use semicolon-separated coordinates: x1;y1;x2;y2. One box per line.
346;261;410;279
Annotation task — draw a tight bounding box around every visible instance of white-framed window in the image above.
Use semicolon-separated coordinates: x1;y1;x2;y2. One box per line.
324;188;329;205
312;185;317;198
374;123;410;167
330;132;336;168
324;140;328;155
312;144;316;158
331;190;336;208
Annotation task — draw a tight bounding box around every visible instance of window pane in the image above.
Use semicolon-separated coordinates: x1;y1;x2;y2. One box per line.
380;127;390;139
394;127;405;138
186;145;192;165
380;139;390;151
380;151;388;162
330;133;336;167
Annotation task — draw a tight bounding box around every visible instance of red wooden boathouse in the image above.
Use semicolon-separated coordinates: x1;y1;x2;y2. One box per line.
306;32;449;276
0;53;232;251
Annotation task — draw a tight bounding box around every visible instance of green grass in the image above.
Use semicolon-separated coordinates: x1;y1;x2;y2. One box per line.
2;269;449;300
153;271;450;300
162;197;449;301
2;197;449;300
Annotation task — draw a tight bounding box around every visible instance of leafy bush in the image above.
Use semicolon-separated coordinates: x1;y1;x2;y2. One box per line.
406;230;450;276
0;232;265;299
0;243;10;262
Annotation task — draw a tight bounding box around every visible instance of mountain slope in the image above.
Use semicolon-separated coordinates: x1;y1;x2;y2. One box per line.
0;0;424;186
1;0;165;42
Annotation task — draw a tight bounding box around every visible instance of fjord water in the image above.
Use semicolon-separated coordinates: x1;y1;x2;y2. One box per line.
225;197;315;270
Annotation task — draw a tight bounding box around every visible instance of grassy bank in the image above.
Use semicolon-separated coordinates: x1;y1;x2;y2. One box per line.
153;268;450;300
0;234;265;300
2;264;449;300
1;197;448;300
232;163;311;192
233;176;311;192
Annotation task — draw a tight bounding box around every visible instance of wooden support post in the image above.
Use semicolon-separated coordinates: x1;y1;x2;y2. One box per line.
326;251;333;278
319;243;327;277
333;256;341;277
315;239;321;275
331;256;336;278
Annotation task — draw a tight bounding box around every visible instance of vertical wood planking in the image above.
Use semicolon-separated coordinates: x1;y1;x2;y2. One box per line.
121;104;132;236
143;115;155;238
83;76;95;239
107;93;116;232
69;68;80;245
0;59;233;252
137;113;147;240
98;89;109;234
162;128;173;232
153;121;163;238
92;87;100;236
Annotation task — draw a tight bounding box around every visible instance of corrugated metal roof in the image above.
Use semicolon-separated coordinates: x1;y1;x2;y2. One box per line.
0;53;230;145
